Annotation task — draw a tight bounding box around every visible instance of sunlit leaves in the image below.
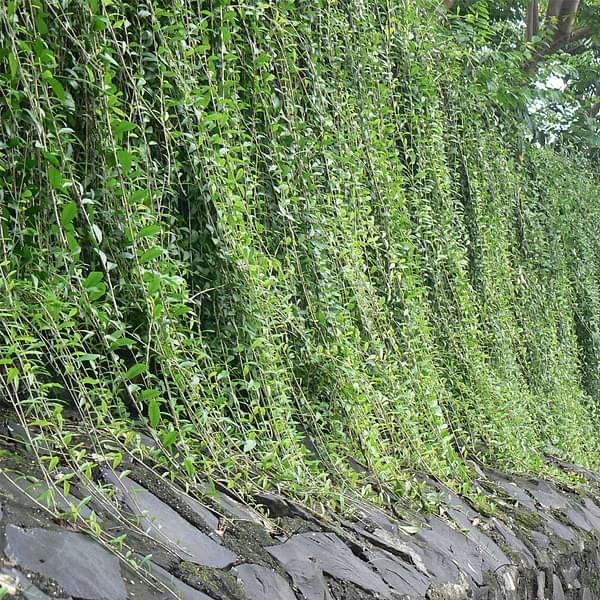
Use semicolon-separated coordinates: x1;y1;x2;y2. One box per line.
123;363;147;381
0;0;599;529
48;166;65;191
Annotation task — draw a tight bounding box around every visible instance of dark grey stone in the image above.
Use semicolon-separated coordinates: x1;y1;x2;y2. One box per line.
137;432;158;449
536;571;546;600
443;505;511;571
0;567;71;600
353;525;430;578
267;532;392;599
4;525;127;600
178;492;220;531
564;498;600;532
530;530;551;550
582;497;600;525
234;563;296;600
352;504;462;585
561;559;581;589
366;548;429;596
417;516;494;585
581;588;592;600
197;481;264;524
0;473;92;518
104;470;238;568
491;518;536;568
544;515;577;542
519;480;569;511
484;471;538;511
142;561;215;600
552;574;565;600
425;578;470;600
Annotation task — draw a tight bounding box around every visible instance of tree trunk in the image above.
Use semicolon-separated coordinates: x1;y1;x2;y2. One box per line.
525;0;591;71
545;0;580;46
526;0;540;42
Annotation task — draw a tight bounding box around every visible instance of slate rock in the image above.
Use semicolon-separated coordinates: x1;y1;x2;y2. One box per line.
564;499;600;532
267;532;392;599
425;578;470;600
491;518;536;568
442;504;511;572
9;475;93;519
197;481;265;525
142;561;215;600
581;588;592;600
417;516;490;585
495;565;518;600
4;525;127;600
104;470;237;568
0;568;71;600
544;515;577;542
234;564;297;600
484;471;538;511
518;479;569;511
552;574;565;600
536;571;546;600
352;505;461;585
366;548;429;596
561;558;581;589
178;492;220;531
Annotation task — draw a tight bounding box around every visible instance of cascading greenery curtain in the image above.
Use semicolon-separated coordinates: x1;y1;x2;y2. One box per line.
0;0;598;509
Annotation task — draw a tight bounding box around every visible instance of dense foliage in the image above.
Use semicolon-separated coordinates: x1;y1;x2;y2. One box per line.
0;0;599;516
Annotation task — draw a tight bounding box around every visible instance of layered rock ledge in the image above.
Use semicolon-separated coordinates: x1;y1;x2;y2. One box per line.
0;432;598;599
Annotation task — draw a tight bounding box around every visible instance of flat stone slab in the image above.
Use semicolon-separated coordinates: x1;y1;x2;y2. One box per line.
6;474;93;519
196;481;266;525
178;492;220;531
234;564;297;600
4;525;127;600
267;532;392;599
366;548;429;596
104;470;238;568
0;568;71;600
142;561;215;600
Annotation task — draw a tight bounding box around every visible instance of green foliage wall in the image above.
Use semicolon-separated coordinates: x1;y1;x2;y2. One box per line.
1;0;599;503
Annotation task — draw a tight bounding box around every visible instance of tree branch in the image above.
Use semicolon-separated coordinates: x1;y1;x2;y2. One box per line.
526;25;593;71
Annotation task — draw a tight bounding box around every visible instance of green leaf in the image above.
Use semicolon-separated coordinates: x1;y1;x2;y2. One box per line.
48;77;65;101
123;363;147;381
243;439;257;453
113;119;136;141
148;400;160;428
66;229;80;253
144;272;161;295
109;337;136;350
8;52;17;79
60;202;77;228
83;271;104;289
88;283;106;301
77;353;102;363
129;189;149;204
48;166;65;190
91;223;103;243
140;388;161;401
139;247;162;264
117;149;134;174
183;455;196;478
162;431;178;448
138;224;161;239
35;13;49;35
